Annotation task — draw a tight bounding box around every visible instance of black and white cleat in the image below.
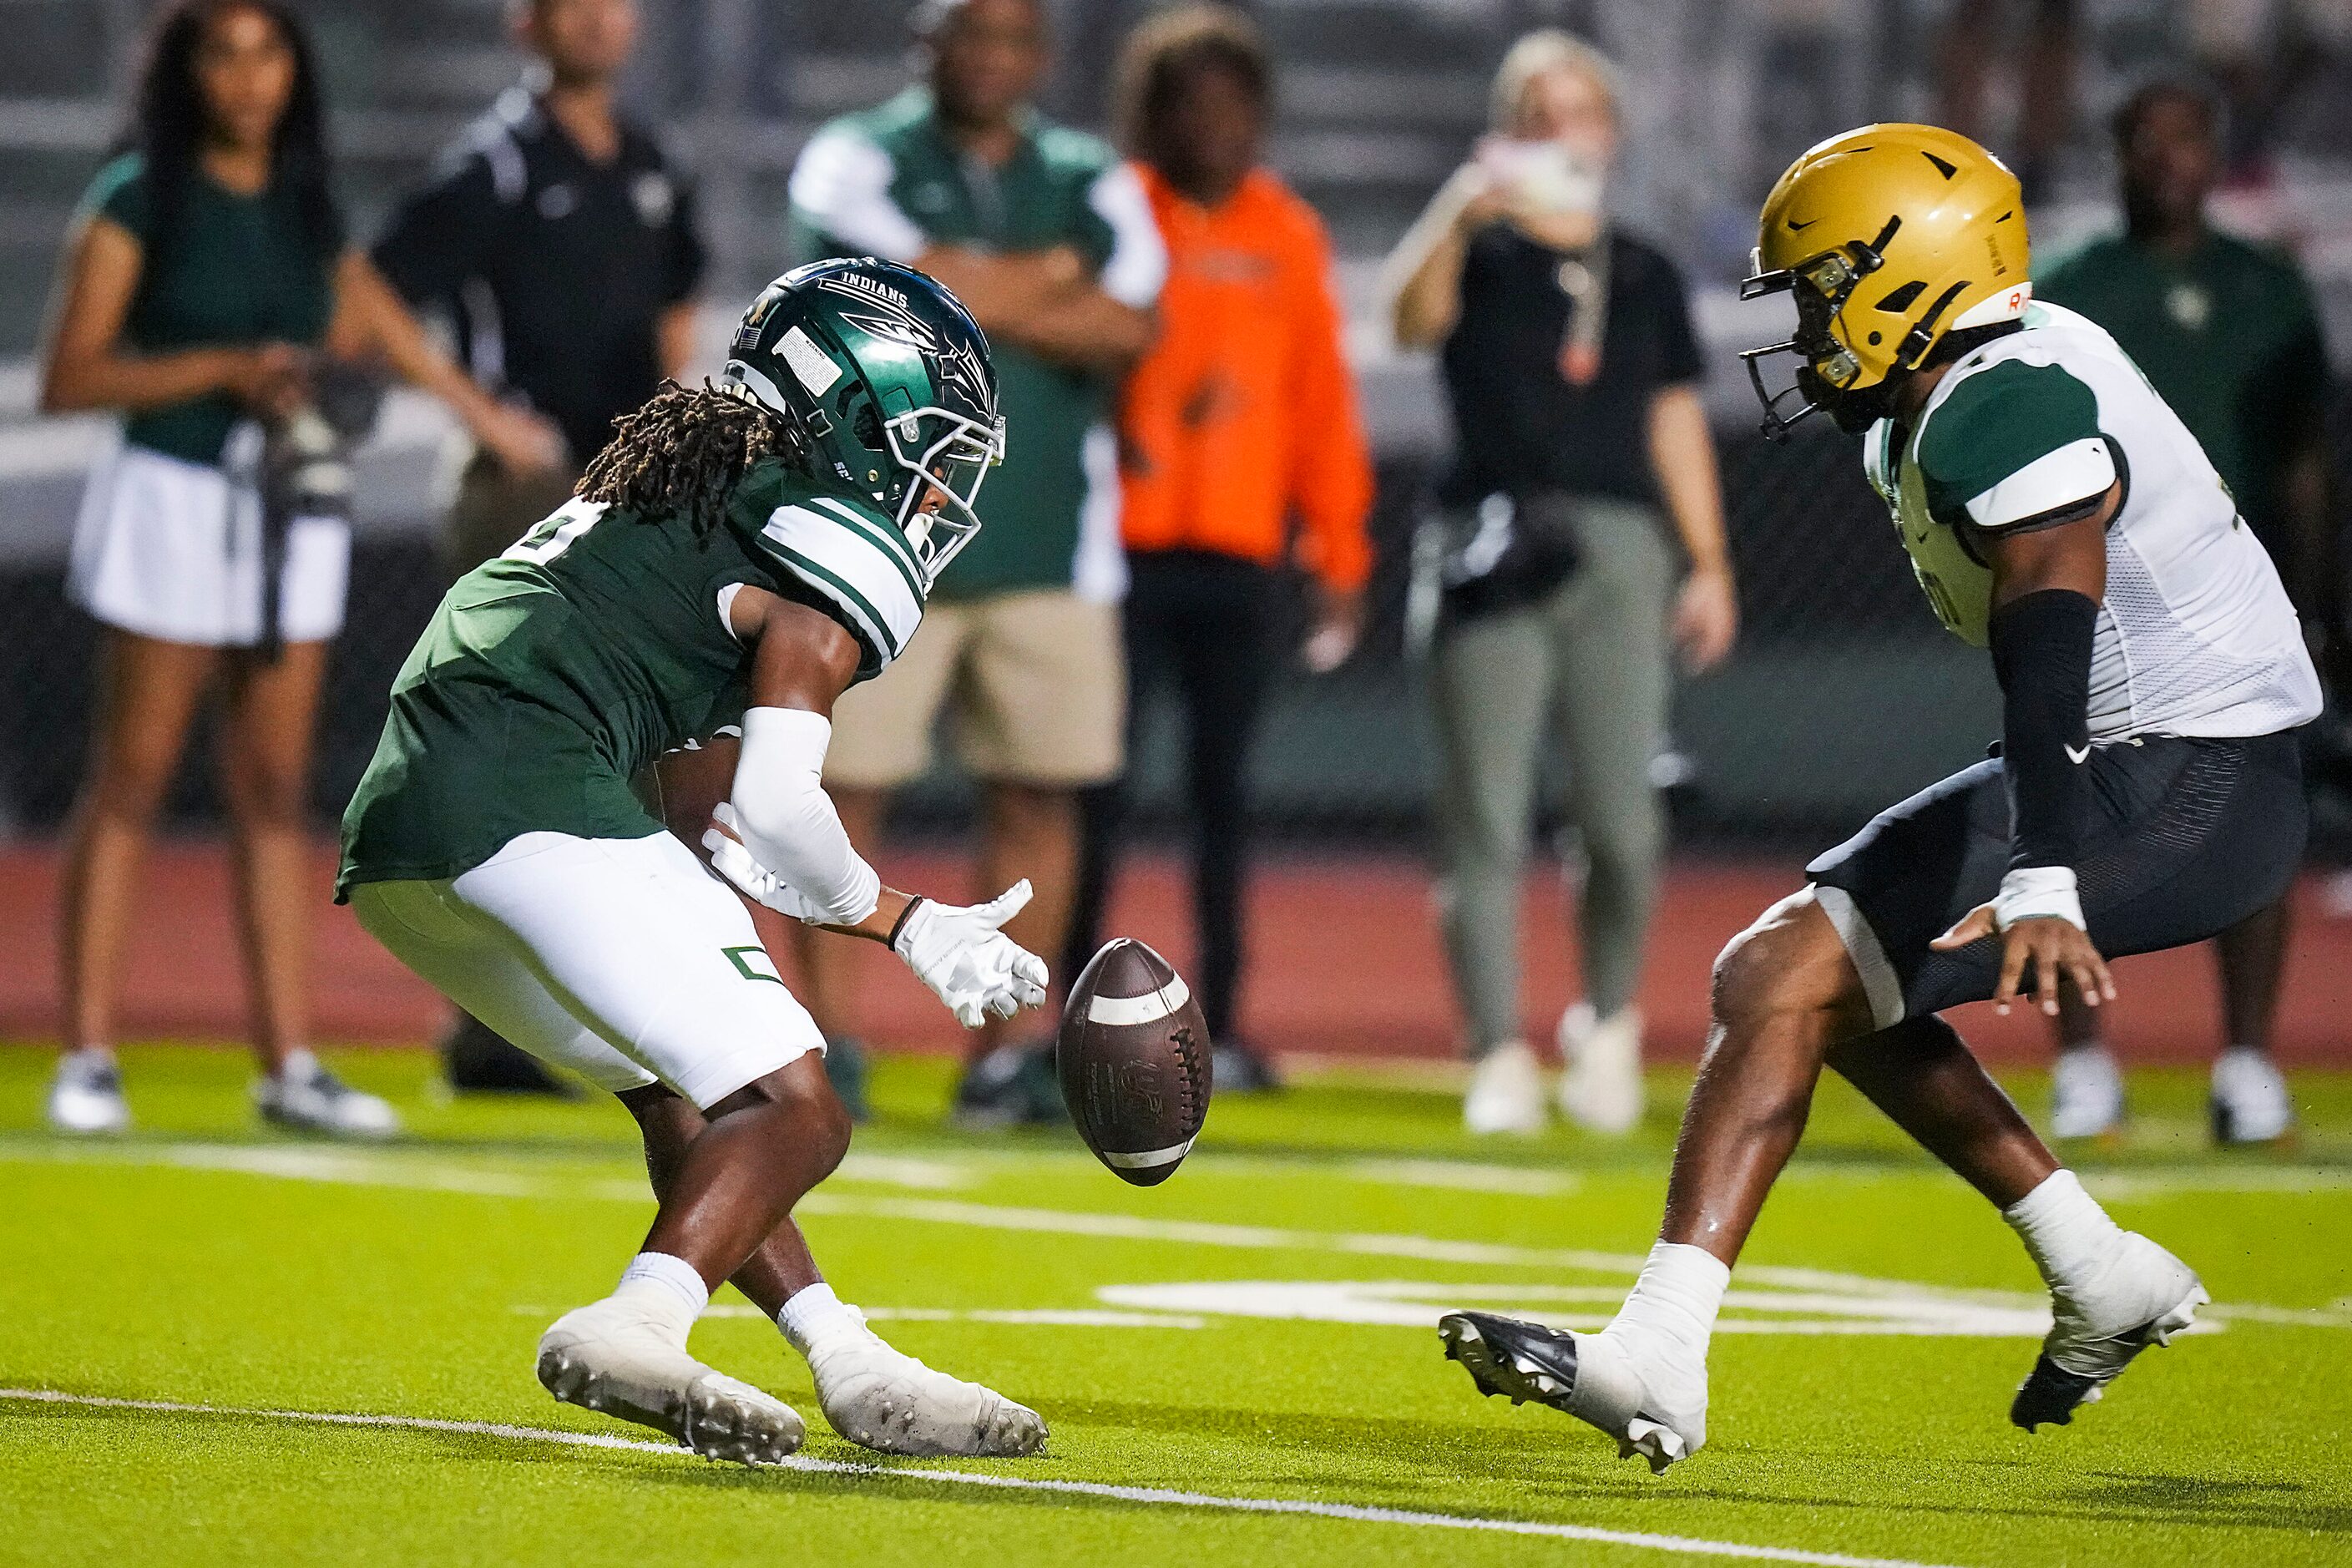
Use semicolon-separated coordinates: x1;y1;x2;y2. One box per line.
2011;1234;2208;1433
1439;1310;1696;1474
1440;1311;1582;1409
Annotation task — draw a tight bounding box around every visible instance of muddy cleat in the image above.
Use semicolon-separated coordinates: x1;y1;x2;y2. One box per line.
538;1297;805;1464
2011;1232;2207;1432
1439;1311;1702;1474
794;1310;1046;1457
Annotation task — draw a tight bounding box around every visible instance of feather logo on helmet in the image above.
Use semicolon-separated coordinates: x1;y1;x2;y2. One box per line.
817;276;998;422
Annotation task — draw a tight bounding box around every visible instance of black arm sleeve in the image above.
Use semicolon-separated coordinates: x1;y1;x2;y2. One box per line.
1989;588;2098;872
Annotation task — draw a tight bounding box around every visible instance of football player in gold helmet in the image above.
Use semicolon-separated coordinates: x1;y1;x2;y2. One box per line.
1439;125;2319;1467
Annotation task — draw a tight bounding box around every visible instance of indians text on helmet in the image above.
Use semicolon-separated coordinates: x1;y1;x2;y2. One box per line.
817;276;996;421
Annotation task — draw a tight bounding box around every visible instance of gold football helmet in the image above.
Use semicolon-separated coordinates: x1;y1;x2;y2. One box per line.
1741;124;2031;437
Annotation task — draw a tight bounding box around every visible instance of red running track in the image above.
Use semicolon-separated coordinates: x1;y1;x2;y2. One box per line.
0;840;2346;1064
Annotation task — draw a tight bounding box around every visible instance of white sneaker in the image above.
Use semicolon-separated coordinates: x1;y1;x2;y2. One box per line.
2209;1048;2294;1145
1463;1040;1546;1136
790;1308;1047;1457
1557;1004;1643;1135
255;1052;401;1140
2011;1231;2206;1431
538;1292;805;1463
46;1049;130;1136
1440;1311;1707;1473
2050;1046;2124;1141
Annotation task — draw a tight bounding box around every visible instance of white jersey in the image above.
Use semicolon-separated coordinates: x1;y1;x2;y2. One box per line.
1864;301;2320;741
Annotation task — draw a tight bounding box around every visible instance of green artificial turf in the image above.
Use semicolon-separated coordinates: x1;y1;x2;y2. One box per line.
1;1043;2348;1567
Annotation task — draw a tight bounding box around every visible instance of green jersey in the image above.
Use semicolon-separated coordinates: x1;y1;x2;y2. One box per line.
2036;230;2327;542
337;459;925;897
787;88;1165;599
79;153;341;468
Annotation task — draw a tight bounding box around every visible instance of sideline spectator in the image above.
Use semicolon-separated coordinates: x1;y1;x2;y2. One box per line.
372;0;706;1096
785;0;1164;1125
2035;77;2335;1144
1383;29;1737;1138
1061;6;1373;1090
38;0;560;1137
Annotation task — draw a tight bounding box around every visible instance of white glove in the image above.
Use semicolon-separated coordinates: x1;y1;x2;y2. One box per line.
704;803;827;923
893;882;1050;1029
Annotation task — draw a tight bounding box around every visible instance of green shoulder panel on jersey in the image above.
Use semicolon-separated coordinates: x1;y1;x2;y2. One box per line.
724;460;925;680
1914;359;2102;522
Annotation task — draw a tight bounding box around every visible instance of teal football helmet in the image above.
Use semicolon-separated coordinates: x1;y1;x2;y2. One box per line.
723;258;1004;587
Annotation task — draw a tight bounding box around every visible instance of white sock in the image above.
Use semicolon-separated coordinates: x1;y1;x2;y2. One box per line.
2003;1169;2125;1291
1609;1242;1730;1358
63;1045;117;1066
615;1251;711;1322
277;1048;320;1084
777;1282;867;1355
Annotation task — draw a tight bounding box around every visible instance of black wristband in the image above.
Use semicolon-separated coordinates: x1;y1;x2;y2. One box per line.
1988;587;2098;871
887;896;927;953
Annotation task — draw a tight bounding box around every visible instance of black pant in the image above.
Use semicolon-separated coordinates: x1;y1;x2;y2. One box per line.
1067;551;1282;1040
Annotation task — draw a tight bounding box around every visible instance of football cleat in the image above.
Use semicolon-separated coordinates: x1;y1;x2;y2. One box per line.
1557;1004;1643;1135
796;1312;1046;1458
1439;1311;1703;1473
1464;1040;1546;1136
2011;1232;2207;1432
46;1049;130;1136
538;1296;804;1464
2049;1046;2124;1141
2208;1048;2294;1146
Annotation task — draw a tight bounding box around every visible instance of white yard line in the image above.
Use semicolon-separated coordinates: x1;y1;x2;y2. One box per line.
0;1387;1969;1568
10;1141;2343;1328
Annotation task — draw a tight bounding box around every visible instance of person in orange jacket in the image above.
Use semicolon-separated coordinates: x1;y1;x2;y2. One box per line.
1064;5;1374;1089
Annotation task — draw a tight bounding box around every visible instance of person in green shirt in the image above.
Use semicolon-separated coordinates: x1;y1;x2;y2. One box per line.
784;0;1166;1124
341;259;1053;1463
34;0;560;1142
2035;78;2334;1146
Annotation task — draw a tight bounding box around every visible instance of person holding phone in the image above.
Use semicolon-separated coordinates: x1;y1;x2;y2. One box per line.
1383;29;1737;1137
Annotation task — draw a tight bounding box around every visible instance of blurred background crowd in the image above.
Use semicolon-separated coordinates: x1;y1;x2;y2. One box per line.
3;0;2348;1140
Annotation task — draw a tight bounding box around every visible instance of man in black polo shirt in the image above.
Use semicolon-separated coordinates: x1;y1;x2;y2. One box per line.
374;0;706;1094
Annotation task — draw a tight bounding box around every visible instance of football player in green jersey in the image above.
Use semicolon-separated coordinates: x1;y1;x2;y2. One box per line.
339;259;1050;1463
1440;126;2319;1467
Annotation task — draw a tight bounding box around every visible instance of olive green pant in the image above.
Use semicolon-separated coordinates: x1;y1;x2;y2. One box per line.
1429;498;1676;1055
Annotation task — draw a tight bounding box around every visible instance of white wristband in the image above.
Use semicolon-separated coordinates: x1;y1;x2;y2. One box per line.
1994;866;2086;932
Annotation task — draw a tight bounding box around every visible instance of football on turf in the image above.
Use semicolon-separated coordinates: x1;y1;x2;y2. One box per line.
1057;938;1211;1186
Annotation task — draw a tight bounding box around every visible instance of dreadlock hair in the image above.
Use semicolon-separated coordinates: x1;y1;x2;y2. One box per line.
579;381;807;536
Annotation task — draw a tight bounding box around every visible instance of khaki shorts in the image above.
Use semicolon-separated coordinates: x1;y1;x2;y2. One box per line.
826;589;1125;789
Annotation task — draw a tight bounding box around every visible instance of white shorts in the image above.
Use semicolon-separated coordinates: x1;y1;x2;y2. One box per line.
349;830;824;1109
70;440;351;645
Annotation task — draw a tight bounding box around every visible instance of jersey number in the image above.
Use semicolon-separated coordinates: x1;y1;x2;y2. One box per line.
504;503;603;565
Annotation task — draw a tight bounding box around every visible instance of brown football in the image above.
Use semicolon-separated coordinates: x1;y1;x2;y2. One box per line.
1057;938;1211;1186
